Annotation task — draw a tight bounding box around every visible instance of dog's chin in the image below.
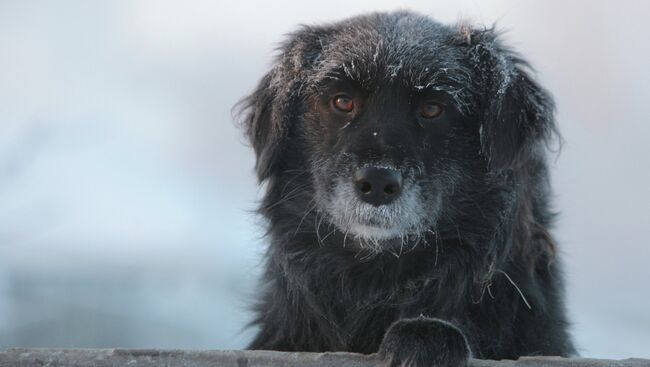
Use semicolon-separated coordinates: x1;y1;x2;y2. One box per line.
348;222;406;241
342;219;428;255
325;201;423;244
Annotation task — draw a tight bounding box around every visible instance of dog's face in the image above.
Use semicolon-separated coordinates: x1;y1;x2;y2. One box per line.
240;11;556;253
305;74;471;245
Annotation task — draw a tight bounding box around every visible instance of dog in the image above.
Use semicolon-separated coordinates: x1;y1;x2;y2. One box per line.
237;10;575;367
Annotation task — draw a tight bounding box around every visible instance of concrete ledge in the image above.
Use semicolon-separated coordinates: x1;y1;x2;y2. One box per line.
0;349;648;367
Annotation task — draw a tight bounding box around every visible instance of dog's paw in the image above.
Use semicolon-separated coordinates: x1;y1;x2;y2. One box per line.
378;316;470;367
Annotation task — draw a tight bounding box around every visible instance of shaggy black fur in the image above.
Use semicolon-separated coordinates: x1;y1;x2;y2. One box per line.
237;11;575;367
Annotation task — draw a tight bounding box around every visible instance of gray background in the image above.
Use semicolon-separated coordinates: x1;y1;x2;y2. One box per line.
0;0;648;359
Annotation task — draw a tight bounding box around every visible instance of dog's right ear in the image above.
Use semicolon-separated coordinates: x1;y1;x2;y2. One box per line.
236;27;326;182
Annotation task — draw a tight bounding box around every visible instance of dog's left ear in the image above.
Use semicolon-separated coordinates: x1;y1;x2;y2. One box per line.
457;26;558;172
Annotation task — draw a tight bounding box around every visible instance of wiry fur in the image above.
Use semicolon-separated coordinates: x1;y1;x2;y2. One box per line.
237;11;575;365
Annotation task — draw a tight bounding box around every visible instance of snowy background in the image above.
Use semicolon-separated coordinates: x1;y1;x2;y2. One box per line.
0;0;648;359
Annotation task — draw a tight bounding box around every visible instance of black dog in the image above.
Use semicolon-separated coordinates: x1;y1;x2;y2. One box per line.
238;11;575;367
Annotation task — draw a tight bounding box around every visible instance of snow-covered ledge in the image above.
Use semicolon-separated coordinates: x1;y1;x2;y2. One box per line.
0;349;648;367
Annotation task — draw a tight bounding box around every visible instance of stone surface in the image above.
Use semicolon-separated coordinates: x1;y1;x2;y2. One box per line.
0;349;648;367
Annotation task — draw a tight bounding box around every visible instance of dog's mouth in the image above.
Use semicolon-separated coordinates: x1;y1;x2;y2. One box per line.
347;221;405;241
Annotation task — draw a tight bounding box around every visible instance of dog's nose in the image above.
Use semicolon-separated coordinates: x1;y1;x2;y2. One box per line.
354;167;402;206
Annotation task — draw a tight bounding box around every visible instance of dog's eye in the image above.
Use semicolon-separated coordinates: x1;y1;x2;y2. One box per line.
419;101;444;119
332;95;354;113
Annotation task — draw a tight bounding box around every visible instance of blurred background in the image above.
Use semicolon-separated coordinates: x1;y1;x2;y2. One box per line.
0;0;648;359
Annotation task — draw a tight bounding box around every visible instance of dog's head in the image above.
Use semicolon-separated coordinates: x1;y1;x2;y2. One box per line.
238;11;557;252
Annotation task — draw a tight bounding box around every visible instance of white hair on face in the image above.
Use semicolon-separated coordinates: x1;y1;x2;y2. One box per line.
323;170;439;254
348;223;403;241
